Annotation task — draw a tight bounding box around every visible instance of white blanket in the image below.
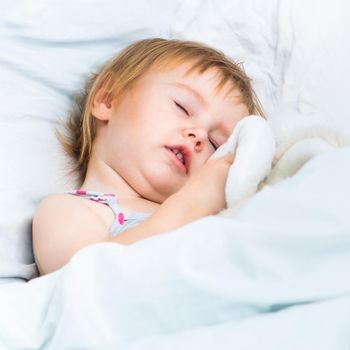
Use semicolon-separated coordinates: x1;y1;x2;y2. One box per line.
1;148;350;349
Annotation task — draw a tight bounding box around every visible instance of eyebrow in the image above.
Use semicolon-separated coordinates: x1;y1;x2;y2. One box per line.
174;83;207;106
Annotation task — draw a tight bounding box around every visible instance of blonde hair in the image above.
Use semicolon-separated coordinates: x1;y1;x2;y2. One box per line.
56;38;266;185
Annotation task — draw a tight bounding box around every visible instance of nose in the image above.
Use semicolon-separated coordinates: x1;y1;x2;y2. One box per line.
185;127;207;152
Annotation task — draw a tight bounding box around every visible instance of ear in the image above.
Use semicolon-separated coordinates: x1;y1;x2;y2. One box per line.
91;89;113;121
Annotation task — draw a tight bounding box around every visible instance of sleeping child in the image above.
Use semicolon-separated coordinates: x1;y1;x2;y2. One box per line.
32;38;265;275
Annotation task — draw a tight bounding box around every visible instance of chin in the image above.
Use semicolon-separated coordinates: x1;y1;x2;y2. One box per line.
136;164;186;202
142;177;183;203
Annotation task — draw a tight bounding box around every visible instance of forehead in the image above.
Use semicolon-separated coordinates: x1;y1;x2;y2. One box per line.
144;61;241;101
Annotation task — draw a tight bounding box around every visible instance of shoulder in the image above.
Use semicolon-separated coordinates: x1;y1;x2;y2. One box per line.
35;193;84;209
34;193;109;227
33;194;109;275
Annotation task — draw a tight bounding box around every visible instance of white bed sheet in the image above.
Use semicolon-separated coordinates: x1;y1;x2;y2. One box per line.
1;148;350;349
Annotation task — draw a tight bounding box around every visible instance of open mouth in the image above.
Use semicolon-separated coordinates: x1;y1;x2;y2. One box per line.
166;146;190;174
171;148;185;165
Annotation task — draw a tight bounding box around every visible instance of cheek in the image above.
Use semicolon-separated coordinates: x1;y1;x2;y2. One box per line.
223;114;247;140
189;152;212;175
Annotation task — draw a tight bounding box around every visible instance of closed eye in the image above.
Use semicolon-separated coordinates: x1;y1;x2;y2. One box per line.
174;101;189;116
209;139;218;151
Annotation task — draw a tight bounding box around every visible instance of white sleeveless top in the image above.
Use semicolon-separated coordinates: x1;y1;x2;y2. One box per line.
66;189;151;236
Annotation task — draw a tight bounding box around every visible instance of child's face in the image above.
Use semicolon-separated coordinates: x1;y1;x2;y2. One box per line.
95;62;249;203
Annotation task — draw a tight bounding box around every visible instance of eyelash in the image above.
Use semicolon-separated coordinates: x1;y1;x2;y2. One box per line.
174;101;189;116
174;100;218;151
210;140;218;150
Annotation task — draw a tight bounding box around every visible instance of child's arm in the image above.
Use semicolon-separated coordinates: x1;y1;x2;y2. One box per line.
33;154;233;275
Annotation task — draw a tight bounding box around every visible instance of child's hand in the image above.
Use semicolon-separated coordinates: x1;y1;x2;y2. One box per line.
176;153;235;216
110;153;235;245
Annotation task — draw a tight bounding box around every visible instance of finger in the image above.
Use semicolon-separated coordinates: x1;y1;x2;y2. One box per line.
207;153;234;165
223;153;235;163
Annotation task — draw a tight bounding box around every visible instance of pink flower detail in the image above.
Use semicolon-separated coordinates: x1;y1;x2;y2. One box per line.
76;189;87;195
118;212;125;225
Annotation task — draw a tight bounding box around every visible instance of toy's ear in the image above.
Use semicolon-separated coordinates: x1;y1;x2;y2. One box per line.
211;115;276;209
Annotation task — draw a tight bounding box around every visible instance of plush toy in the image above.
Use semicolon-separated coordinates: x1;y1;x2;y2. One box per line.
212;115;344;215
210;115;275;210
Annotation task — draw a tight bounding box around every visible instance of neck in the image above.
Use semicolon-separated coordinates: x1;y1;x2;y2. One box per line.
81;152;159;213
82;158;138;198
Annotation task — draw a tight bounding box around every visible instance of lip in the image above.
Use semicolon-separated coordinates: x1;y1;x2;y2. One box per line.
165;145;192;174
